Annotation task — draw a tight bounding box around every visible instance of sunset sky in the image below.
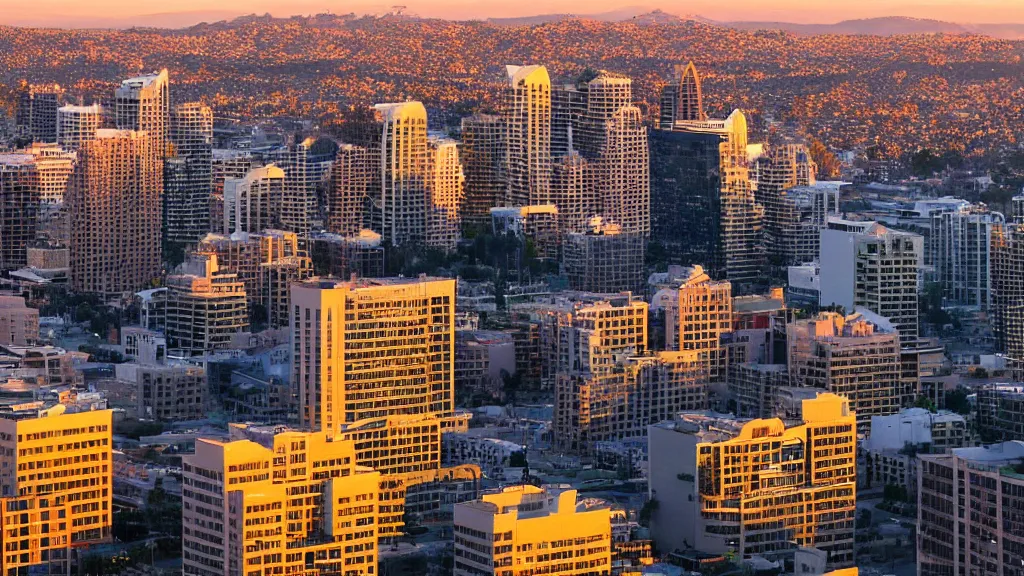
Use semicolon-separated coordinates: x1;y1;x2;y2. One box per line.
2;0;1022;28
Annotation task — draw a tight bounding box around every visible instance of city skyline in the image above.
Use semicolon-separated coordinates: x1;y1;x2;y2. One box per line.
3;0;1024;28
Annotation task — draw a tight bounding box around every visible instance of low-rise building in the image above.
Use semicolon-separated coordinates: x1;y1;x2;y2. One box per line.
114;363;206;422
863;408;967;498
455;330;516;398
976;383;1024;442
0;296;38;346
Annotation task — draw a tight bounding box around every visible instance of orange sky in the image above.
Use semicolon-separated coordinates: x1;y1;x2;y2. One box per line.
2;0;1022;27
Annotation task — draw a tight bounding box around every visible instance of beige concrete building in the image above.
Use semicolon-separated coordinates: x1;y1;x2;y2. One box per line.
56;104;101;148
68;129;161;297
649;393;857;570
115;363;206;421
453;485;611;576
788;310;903;431
166;102;213;244
504;65;552;207
114;69;169;156
917;442;1024;576
426;136;464;251
563;217;646;295
328;143;375;236
224;165;285;234
0;296;39;346
375;101;429;246
182;430;380;576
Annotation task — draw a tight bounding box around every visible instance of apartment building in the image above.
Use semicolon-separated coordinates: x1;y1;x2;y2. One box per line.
374;102;429;246
929;206;1003;309
651;265;733;382
223;165;286;234
0;296;39;346
863;408;967;499
56;104;101;148
0;155;40;271
648;393;856;570
426;136;464;251
114;70;169;155
788;310;903;431
114;363;206;422
917;442;1024;576
15;84;62;143
0;407;113;576
328;144;376;236
460;113;505;227
165;102;213;244
504;65;552;207
453;485;612;576
975;383;1024;441
181;431;380;576
308;230;385;280
991;221;1024;360
490;205;560;262
728;363;789;419
563;217;646;295
164;254;249;355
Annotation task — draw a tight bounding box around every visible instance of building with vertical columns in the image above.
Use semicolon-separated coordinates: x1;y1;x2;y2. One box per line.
819;220;922;343
181;431;380;576
991;221;1024;360
596;102;648;236
328;144;375;236
453;485;612;576
374;102;428;246
114;70;169;156
563;217;646;295
550;152;596;236
15;84;63;143
0;407;113;576
165;102;213;244
68;129;161;298
917;442;1024;576
426;136;464;251
659;61;706;128
211;150;255;234
787;310;903;431
0;155;40;271
459;113;505;227
164;254;249;356
504;65;552;207
648;393;856;571
56;104;101;148
223;165;285;234
274;137;336;236
929;205;1003;309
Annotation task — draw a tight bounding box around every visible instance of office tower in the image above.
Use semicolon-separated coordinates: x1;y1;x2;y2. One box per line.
211;150;255;233
425;137;464;251
550;152;596;236
788;310;903;431
15;83;62;143
0;409;113;576
223;164;285;234
819;220;923;342
56;104;101;148
115;363;206;421
68;130;161;297
563;217;646;294
328;144;375;236
558;350;707;451
309;230;385;279
453;485;612;576
659;61;706;128
652;265;733;382
164;254;248;356
274;137;336;235
552;294;649;451
0;295;39;346
19;143;74;205
194;230;308;327
649;127;723;269
165;102;213;244
648;393;856;570
657;104;764;284
372;102;428;246
975;384;1024;441
917;442;1024;576
504;65;552;207
0;154;40;271
460;113;505;227
290;276;474;541
930;206;1003;308
115;69;169;155
991;222;1024;358
181;431;380;576
291;276;456;435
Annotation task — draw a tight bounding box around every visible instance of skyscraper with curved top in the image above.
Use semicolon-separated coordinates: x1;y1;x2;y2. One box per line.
659;61;706;128
374;101;428;246
504;65;551;207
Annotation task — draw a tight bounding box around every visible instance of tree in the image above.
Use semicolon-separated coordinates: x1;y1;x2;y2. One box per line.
944;388;972;415
638;498;659;527
508;451;527;468
914;396;937;413
809;139;842;178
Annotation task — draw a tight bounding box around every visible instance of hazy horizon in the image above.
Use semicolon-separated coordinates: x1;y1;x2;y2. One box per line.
2;0;1023;29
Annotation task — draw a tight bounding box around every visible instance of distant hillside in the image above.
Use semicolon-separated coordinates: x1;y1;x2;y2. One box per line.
722;16;1024;39
486;8;684;26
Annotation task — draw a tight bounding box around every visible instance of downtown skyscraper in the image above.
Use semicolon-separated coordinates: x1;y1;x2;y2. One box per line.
165;102;213;244
504;65;552;207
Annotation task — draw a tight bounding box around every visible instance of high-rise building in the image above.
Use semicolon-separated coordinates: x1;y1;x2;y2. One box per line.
309;230;385;280
453;485;612;576
211;150;255;234
819;219;922;342
56;104;101;148
787;310;903;430
164;254;249;356
651;265;733;383
656;98;764;284
68;129;161;297
917;442;1024;576
459;113;505;227
930;206;1003;309
563;217;646;295
504;65;552;207
328;144;376;236
0;154;41;271
425;137;464;251
373;102;428;245
550;152;596;236
165;102;213;244
0;408;113;576
18;143;74;205
115;69;169;156
273;137;336;235
991;221;1024;359
223;165;285;234
181;430;380;576
15;83;63;143
659;61;706;128
489;205;561;263
648;393;856;570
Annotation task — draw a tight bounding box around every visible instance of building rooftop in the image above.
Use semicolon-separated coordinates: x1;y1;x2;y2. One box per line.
295;275;450;291
953;441;1024;464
